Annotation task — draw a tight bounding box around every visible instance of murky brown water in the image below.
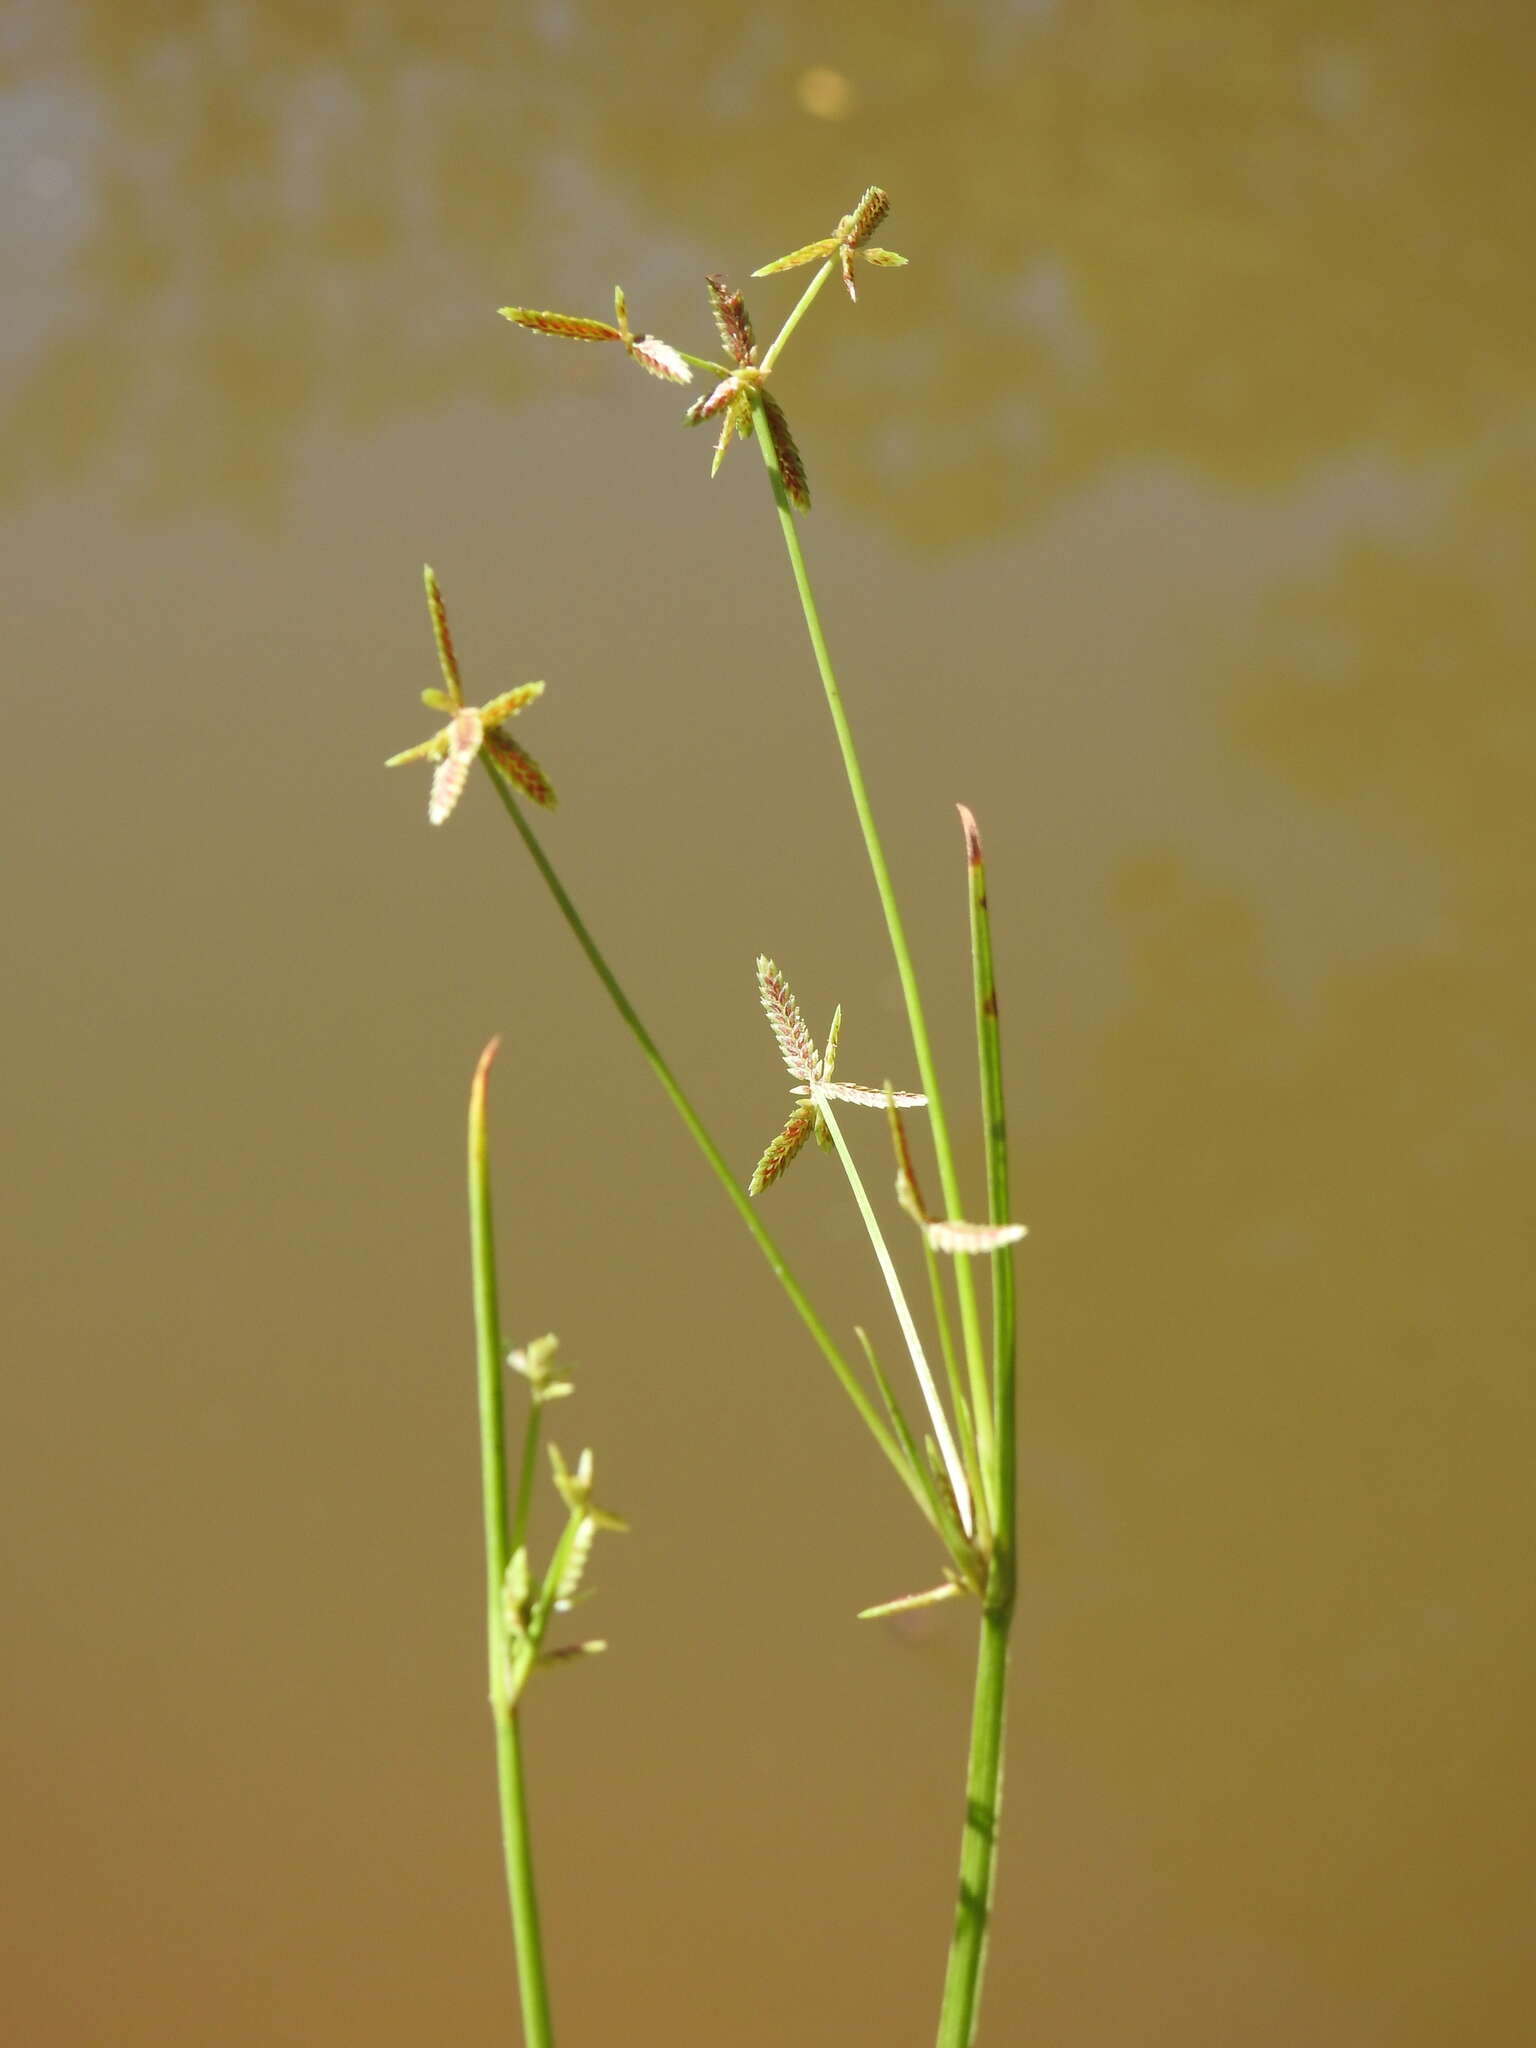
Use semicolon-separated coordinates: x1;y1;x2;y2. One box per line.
5;6;1533;2042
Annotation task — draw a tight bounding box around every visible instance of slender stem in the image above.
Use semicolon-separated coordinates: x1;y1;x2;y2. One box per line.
468;1042;555;2048
815;1094;972;1538
746;405;998;1520
936;808;1021;2048
960;807;1018;1561
510;1401;544;1557
500;1714;554;2048
481;762;934;1527
760;257;837;374
935;1597;1012;2048
674;348;734;376
920;1234;990;1558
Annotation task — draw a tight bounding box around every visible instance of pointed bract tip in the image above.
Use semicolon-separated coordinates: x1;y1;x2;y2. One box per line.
470;1035;501;1130
957;802;983;867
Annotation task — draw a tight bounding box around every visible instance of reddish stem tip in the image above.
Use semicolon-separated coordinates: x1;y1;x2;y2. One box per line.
472;1035;502;1101
957;802;983;868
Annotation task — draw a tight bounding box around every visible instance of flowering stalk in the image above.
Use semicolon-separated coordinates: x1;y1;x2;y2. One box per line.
744;394;999;1521
467;1041;553;2048
432;185;1027;2048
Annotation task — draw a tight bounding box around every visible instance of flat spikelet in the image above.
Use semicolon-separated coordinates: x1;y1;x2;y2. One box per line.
924;1215;1028;1256
628;333;691;383
429;709;484;825
749;1101;817;1195
756;956;819;1081
762;390;811;512
501;308;624;342
484;728;557;809
705;274;756;365
843;185;891;249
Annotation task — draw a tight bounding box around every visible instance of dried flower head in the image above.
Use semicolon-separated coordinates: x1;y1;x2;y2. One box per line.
385;567;556;823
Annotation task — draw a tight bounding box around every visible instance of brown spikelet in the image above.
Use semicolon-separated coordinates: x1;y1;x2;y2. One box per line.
484;729;557;809
705;275;756;365
843;186;891;249
423;566;463;704
749;1101;816;1195
499;308;623;343
685;374;742;425
756;957;819;1081
760;391;811;513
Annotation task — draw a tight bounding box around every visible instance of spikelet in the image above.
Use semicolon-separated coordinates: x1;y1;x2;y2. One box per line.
429;709;484;825
555;1516;598;1608
628;333;692;383
761;390;811;512
857;1581;966;1621
923;1215;1029;1256
478;681;545;725
500;307;624;342
842;186;891;249
424;565;464;703
756;956;819;1081
684;374;743;425
800;1080;926;1109
751;238;838;278
749;1101;817;1195
484;728;557;809
705;274;756;365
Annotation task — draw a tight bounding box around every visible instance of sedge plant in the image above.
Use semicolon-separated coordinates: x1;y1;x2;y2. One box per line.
391;187;1026;2047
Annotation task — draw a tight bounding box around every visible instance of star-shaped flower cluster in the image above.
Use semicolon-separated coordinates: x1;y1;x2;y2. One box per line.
682;276;810;511
386;567;555;824
751;185;908;301
748;956;925;1195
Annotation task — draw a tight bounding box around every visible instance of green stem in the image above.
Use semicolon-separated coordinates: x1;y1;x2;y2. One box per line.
936;808;1021;2048
500;1714;553;2048
481;762;932;1526
746;405;998;1521
468;1042;555;2048
760;258;837;373
960;807;1018;1566
920;1234;990;1558
510;1400;543;1557
935;1594;1012;2048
